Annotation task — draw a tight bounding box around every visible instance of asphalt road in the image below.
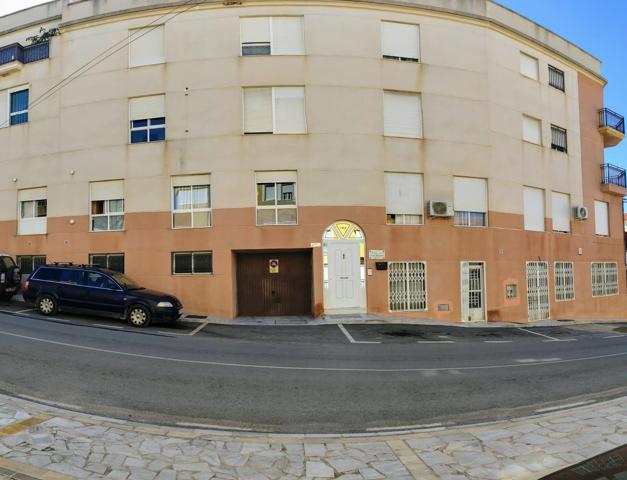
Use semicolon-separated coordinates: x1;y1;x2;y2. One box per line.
1;303;627;433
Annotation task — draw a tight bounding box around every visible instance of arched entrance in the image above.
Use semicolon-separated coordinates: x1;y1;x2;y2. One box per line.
322;221;366;313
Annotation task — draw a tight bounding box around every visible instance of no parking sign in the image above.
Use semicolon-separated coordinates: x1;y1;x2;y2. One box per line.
269;259;279;274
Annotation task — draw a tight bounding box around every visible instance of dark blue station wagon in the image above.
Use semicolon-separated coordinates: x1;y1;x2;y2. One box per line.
23;264;182;327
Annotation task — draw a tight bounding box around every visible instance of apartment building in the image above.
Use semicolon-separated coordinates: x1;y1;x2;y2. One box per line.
0;0;625;322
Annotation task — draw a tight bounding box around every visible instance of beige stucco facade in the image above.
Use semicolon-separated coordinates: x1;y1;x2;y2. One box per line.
0;0;625;321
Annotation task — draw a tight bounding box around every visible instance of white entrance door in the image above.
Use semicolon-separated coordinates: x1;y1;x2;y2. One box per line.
326;241;361;310
461;262;485;322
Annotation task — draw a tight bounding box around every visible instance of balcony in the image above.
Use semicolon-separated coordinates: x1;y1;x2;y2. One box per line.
601;163;627;196
0;41;49;76
598;108;625;147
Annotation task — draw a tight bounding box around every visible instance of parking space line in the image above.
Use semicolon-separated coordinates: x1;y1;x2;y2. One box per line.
543;338;577;342
484;340;513;343
603;334;626;339
14;309;35;314
518;327;562;341
337;324;380;344
188;321;209;336
93;324;124;329
418;340;454;344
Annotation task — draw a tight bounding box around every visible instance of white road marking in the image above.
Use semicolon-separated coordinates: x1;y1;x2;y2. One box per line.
543;338;577;342
604;335;626;339
176;422;253;431
535;400;596;413
337;324;380;344
515;358;562;363
484;340;513;344
366;423;444;432
14;309;35;314
93;324;124;329
188;321;209;336
158;331;189;336
0;328;624;373
518;328;562;341
418;340;454;344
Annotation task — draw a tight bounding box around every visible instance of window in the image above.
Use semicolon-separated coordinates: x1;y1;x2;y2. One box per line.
243;87;306;134
10;88;29;125
548;65;565;92
18;187;47;235
256;171;297;225
240;17;304;56
59;269;84;285
522;115;542;145
85;271;120;290
129;95;166;143
527;261;550;321
592;262;619;297
453;177;488;227
520;52;539;80
16;255;46;275
523;186;545;232
388;261;427;312
172;252;213;275
383;91;423;138
32;267;62;282
551;192;571;233
90;181;124;232
551;125;568;153
594;200;609;236
554;262;574;301
89;254;125;273
385;173;424;225
381;21;419;62
129;25;165;67
172;175;211;228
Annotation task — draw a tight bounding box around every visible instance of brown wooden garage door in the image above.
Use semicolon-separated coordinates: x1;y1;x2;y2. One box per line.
237;251;312;316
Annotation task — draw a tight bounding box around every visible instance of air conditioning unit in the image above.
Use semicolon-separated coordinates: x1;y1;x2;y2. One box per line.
573;206;588;220
428;200;454;217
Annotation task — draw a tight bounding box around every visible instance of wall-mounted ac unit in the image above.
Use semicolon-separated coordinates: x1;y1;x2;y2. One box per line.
428;200;454;217
573;206;588;220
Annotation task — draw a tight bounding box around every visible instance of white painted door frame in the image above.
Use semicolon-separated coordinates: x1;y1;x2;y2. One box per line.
325;240;362;311
460;261;487;322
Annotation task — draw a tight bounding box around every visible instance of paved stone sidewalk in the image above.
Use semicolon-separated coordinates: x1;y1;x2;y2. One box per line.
1;393;627;480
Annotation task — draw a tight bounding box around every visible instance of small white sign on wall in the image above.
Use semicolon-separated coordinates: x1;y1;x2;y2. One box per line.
368;250;385;260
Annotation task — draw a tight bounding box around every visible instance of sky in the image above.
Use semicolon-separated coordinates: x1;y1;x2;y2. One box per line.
2;0;626;173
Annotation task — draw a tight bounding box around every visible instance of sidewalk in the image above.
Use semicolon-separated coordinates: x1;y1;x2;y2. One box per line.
1;392;627;480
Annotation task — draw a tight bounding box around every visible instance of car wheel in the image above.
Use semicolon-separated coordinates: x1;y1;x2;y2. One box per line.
127;305;151;328
38;295;58;316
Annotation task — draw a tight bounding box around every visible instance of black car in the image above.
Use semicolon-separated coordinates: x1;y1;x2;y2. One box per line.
0;254;21;301
23;264;182;327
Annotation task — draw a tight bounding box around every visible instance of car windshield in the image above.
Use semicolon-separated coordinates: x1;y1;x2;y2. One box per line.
107;271;143;290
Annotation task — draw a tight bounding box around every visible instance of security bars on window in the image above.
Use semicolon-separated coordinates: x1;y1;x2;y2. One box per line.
554;262;574;302
172;252;213;275
386;214;423;225
454;211;486;227
256;182;297;225
388;261;427;312
592;262;619;297
551;125;568;153
548;65;565;92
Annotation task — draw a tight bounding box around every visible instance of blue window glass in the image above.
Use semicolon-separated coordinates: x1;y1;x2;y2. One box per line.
149;128;166;141
151;117;166;126
130;117;166;144
10;89;29;126
131;130;148;143
132;119;148;128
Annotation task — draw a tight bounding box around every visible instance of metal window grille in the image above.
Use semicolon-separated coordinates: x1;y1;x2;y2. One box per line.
554;262;574;302
16;255;46;275
527;261;550;321
388;261;427;312
592;262;619;297
454;211;487;227
548;65;565;92
551;125;568;153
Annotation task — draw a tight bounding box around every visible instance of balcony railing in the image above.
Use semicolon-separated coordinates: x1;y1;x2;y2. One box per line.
0;41;49;66
599;108;625;134
601;163;627;189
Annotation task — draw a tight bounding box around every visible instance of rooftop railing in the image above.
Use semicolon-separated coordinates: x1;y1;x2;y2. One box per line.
0;41;49;66
599;108;625;134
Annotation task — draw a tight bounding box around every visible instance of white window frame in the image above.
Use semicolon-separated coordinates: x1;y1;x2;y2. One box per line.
554;261;574;302
17;188;47;236
171;183;211;229
383;90;423;139
520;52;539;81
522;115;542;145
388;261;427;312
240;16;305;56
242;86;307;135
9;86;29;125
128;25;165;68
90;199;125;232
523;186;545;232
551;191;571;234
591;262;619;297
19;199;47;219
385;172;424;226
255;179;298;226
381;21;420;62
594;200;609;237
